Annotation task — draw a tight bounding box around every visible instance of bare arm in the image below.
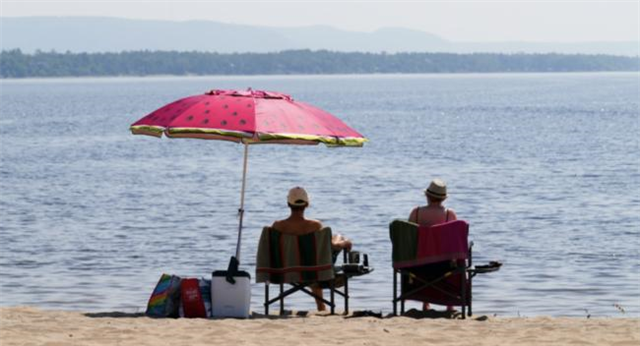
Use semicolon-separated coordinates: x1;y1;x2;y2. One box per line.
331;234;352;251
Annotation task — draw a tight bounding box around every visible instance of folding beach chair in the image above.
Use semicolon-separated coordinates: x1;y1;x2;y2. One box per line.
256;227;360;315
389;219;500;319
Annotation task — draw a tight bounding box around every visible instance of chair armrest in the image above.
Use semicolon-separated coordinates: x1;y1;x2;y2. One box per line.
469;261;502;274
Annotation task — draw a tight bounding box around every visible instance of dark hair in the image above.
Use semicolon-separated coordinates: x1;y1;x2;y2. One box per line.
288;202;308;211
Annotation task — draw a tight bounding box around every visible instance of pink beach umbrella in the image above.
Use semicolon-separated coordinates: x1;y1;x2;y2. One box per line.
130;89;367;269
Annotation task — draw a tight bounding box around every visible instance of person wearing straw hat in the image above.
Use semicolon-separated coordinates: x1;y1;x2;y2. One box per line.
408;178;458;312
272;186;352;311
409;178;457;227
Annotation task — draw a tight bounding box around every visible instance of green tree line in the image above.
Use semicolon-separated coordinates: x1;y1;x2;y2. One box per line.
1;49;638;78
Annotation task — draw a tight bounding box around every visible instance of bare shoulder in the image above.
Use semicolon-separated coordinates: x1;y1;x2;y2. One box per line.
308;219;324;231
447;208;458;220
271;220;282;229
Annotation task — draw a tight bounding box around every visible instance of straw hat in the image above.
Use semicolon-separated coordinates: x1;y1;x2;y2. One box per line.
424;179;447;200
287;186;309;206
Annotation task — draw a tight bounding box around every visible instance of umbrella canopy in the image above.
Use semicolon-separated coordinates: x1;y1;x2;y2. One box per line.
130;89;367;269
131;89;367;147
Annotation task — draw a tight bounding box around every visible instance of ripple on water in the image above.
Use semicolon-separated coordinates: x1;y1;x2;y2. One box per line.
0;73;638;316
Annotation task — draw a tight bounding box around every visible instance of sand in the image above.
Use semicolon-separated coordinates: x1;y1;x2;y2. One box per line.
0;307;638;346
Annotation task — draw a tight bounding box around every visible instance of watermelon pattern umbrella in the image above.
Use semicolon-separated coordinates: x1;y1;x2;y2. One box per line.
130;89;367;268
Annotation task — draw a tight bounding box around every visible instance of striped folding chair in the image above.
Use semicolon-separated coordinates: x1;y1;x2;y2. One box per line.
256;227;351;315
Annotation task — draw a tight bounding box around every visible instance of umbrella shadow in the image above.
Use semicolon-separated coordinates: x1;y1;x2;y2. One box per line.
249;310;312;319
84;310;311;320
251;310;386;319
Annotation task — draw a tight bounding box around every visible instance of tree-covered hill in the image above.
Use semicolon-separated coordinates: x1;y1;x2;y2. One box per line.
1;49;637;78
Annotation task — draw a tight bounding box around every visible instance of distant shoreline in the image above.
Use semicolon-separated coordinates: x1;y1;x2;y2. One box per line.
1;71;638;82
0;70;637;83
1;49;638;79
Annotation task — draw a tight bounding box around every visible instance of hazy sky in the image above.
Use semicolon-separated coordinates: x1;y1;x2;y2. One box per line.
2;0;638;42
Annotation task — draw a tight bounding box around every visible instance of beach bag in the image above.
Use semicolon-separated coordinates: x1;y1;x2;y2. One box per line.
179;278;210;318
146;274;182;318
179;278;212;318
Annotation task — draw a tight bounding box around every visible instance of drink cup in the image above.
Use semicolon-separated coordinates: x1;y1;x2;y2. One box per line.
349;251;360;264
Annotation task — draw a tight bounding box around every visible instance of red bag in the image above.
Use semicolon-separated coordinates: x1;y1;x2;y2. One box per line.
180;278;207;318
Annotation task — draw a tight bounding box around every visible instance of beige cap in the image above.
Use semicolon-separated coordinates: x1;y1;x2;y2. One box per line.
425;178;447;200
287;186;309;206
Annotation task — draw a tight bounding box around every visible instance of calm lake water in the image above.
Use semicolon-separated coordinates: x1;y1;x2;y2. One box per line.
0;73;638;317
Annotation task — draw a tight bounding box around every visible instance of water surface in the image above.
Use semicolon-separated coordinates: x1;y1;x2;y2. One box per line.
0;73;638;317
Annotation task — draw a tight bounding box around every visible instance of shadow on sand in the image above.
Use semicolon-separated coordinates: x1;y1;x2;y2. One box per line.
400;308;490;320
84;312;146;318
83;309;488;320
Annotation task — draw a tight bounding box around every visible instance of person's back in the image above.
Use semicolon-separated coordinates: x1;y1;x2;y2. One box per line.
409;178;457;227
272;217;323;236
271;186;352;311
409;204;457;227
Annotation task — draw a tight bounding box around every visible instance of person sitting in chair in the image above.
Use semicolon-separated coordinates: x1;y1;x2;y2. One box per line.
271;186;352;311
409;178;457;227
408;178;458;312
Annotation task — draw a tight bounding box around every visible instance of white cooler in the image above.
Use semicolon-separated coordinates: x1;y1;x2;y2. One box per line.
211;270;251;318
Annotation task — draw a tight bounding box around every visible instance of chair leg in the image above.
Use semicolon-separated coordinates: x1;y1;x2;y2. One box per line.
400;271;405;315
344;275;349;315
265;283;269;316
468;243;473;317
393;268;397;316
461;270;467;319
468;273;473;317
343;250;349;315
330;280;335;315
279;282;284;315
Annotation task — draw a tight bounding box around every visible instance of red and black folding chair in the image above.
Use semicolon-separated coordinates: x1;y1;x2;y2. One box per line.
390;219;500;319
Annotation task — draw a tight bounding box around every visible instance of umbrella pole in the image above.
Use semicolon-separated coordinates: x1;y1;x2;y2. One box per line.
236;141;249;261
226;141;248;283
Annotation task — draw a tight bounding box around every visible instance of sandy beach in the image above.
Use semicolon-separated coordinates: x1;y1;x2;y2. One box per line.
1;307;638;346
